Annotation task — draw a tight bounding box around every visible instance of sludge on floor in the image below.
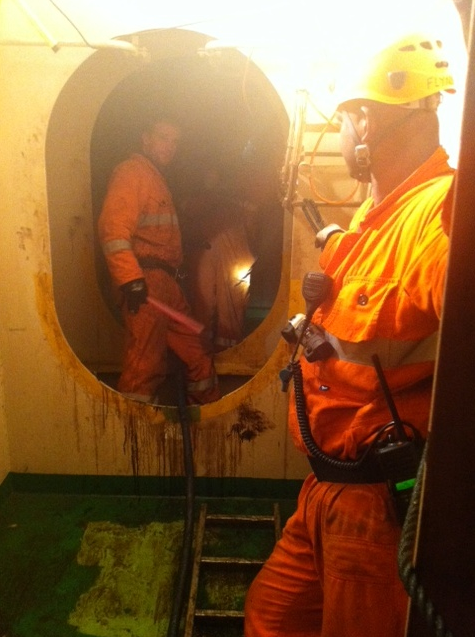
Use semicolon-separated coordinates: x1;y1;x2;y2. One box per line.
0;490;297;637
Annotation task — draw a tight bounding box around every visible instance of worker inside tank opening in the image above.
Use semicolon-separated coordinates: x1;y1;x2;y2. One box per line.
98;113;221;406
244;32;457;637
179;163;257;353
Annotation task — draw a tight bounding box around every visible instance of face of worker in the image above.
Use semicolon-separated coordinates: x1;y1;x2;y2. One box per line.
142;121;181;169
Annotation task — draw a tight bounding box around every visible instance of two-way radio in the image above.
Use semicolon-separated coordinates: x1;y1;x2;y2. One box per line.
279;272;423;525
279;272;333;391
372;354;424;525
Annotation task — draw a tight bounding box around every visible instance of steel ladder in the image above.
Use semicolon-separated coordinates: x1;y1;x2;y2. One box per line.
184;502;282;637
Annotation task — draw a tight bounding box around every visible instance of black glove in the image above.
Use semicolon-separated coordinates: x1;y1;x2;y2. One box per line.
120;278;148;314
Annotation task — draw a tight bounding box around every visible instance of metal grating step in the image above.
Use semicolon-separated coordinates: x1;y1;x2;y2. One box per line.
194;609;244;619
204;513;275;524
200;556;266;566
184;503;281;637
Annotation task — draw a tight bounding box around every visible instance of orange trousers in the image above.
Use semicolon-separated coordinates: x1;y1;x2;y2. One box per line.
244;474;409;637
118;269;220;404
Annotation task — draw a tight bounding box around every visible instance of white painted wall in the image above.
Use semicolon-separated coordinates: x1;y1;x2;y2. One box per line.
0;0;466;484
0;6;309;481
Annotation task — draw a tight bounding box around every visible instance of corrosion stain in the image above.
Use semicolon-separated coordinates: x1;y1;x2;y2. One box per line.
69;520;183;637
230;402;275;442
124;414;140;477
16;226;32;250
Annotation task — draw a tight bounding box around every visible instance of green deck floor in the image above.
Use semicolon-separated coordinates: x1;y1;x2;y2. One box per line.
0;480;298;637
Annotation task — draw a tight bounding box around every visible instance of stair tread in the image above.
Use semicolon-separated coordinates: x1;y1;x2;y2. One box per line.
200;555;265;565
184;504;282;637
205;513;275;523
195;609;244;618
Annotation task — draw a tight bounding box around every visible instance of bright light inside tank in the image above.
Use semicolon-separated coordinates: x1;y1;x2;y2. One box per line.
234;263;253;287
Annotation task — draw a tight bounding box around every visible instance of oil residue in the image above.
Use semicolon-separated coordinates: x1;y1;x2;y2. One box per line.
69;520;183;637
230;401;275;442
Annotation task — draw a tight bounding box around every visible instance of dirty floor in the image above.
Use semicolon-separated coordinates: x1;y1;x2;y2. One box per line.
0;491;296;637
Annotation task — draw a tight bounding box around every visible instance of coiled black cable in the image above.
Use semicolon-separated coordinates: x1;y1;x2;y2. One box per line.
292;358;395;470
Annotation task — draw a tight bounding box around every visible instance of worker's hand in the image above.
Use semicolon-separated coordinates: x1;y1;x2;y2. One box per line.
120;278;148;314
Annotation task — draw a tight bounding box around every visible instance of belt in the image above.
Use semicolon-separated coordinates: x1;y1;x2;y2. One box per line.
308;452;385;484
138;256;184;279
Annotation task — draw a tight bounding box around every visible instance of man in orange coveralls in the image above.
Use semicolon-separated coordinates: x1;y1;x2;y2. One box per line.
181;166;256;352
245;32;458;636
98;115;220;405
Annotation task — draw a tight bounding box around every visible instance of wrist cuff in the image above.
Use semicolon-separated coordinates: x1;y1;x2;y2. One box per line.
315;224;344;249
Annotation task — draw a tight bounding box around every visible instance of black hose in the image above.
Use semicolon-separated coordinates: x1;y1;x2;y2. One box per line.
397;443;454;637
165;364;195;637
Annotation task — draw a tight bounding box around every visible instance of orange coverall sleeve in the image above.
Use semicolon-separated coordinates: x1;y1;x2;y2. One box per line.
98;161;147;287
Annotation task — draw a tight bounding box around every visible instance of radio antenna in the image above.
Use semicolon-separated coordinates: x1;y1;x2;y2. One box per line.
371;354;409;441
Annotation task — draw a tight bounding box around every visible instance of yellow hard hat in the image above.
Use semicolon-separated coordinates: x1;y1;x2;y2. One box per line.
337;33;456;109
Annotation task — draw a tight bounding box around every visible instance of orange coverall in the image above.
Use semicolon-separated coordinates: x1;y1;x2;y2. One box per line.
245;147;454;637
188;224;255;351
181;185;256;352
98;153;219;404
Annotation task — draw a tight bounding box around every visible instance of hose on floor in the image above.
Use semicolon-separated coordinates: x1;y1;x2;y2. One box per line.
164;363;195;637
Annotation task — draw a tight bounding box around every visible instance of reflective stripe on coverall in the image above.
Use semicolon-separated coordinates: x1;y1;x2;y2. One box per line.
244;147;454;637
98;154;219;404
99;153;182;286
